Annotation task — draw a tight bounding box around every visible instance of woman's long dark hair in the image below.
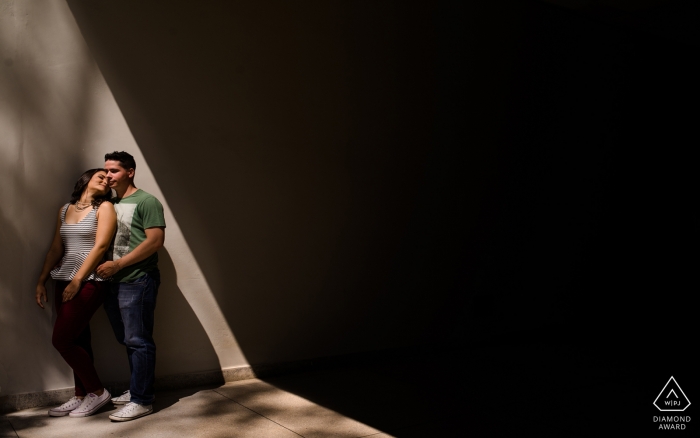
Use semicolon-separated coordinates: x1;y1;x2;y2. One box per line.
69;168;112;208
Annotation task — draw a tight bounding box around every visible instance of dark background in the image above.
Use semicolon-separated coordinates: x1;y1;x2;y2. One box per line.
66;0;697;434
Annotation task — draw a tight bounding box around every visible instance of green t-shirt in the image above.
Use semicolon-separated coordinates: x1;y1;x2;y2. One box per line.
109;189;166;282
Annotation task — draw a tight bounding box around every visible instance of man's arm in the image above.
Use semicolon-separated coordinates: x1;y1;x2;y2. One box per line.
96;226;165;278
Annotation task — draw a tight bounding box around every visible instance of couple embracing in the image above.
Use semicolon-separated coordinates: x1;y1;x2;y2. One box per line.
35;151;165;421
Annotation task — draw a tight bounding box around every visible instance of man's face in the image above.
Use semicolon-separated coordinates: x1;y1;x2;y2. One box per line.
105;160;133;188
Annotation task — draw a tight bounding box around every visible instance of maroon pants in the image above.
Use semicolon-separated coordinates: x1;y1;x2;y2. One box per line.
52;280;107;397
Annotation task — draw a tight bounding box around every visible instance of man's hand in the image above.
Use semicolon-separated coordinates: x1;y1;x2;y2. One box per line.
96;260;121;278
62;279;82;302
35;284;48;308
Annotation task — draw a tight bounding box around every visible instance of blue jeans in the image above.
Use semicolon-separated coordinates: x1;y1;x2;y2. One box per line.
104;270;159;405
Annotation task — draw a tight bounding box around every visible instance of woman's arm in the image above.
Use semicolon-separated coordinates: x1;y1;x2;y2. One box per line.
35;208;65;308
61;202;117;302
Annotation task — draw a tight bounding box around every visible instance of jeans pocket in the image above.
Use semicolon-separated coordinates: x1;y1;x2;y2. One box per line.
127;274;150;285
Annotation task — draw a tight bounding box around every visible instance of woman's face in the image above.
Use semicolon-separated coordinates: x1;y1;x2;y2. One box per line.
89;171;110;196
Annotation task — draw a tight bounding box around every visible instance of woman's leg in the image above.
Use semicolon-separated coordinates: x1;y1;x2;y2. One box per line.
73;322;93;396
53;281;86;397
52;281;108;395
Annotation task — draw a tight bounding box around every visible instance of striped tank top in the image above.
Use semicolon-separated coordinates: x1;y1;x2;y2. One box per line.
50;203;107;282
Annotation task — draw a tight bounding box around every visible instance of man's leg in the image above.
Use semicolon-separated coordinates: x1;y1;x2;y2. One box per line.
104;281;125;345
103;283;134;375
116;271;159;406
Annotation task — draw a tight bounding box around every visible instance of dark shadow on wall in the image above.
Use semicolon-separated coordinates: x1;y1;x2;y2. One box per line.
418;1;699;390
66;0;445;366
92;247;221;384
64;0;698;428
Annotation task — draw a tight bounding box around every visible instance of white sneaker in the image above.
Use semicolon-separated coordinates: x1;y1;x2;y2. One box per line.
48;396;82;417
108;402;153;422
68;390;111;417
111;390;130;405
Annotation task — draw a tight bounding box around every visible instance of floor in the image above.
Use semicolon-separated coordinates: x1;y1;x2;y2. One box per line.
0;343;655;437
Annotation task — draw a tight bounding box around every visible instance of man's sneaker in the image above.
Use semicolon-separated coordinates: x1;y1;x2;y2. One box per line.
108;402;153;422
111;390;130;405
48;396;82;417
68;390;111;417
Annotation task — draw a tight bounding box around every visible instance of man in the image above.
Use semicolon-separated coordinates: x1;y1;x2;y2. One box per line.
97;151;165;422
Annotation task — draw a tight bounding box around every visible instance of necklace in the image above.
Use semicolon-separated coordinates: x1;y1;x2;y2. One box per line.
74;201;93;212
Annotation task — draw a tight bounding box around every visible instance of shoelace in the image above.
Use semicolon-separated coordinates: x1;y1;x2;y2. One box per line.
59;397;80;409
120;402;139;414
76;394;99;411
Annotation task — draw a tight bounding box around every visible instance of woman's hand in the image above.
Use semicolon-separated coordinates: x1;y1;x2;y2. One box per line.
35;284;48;308
62;279;82;302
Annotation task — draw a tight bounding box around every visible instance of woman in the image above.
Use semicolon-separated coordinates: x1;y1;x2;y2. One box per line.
35;168;117;417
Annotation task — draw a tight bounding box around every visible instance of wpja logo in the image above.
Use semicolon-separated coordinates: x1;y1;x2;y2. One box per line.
653;376;691;431
654;376;690;411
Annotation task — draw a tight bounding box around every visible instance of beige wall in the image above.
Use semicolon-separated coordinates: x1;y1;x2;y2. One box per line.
3;0;693;403
0;0;449;398
63;0;462;370
1;0;103;396
0;0;247;397
2;0;534;398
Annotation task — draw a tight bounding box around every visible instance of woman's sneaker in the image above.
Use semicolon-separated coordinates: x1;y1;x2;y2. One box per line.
68;390;111;417
108;402;153;422
111;390;130;405
48;396;82;417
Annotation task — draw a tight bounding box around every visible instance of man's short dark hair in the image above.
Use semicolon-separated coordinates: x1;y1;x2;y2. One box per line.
105;151;136;170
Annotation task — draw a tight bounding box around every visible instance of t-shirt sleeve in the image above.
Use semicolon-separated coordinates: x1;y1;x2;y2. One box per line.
138;197;166;229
